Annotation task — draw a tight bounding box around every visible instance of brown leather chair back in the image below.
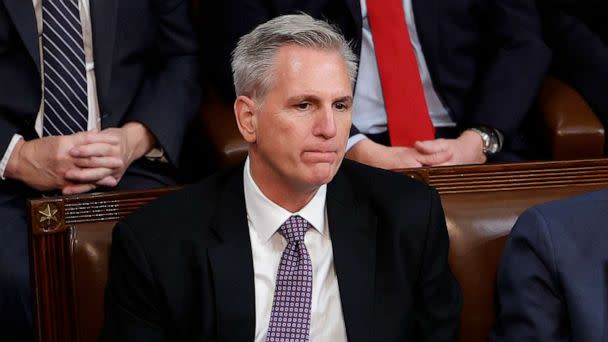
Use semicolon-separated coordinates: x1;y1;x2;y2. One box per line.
29;188;178;342
29;160;608;342
404;159;608;341
443;187;603;341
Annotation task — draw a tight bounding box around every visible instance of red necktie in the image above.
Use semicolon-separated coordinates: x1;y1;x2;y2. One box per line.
366;0;435;147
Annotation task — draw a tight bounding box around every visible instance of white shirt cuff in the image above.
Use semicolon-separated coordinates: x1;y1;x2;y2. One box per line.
346;133;367;151
0;134;24;180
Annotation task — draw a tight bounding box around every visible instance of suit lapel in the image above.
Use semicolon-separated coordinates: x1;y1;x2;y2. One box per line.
327;170;377;342
208;168;256;341
90;0;117;118
412;0;441;86
3;0;39;69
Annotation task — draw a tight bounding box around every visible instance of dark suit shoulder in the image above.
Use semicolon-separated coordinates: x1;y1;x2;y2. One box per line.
120;166;241;244
336;160;440;239
524;188;608;230
339;159;437;202
515;188;608;242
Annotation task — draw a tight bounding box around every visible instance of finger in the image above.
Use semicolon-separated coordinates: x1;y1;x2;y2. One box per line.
414;140;446;154
64;167;115;183
72;131;120;146
73;156;124;169
70;143;118;158
402;160;423;168
417;150;453;166
62;183;97;195
96;176;119;188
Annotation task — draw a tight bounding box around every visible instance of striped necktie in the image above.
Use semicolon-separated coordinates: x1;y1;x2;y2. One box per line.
42;0;88;136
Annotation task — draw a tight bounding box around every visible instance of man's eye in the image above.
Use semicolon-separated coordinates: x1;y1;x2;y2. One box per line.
296;103;310;110
334;102;348;111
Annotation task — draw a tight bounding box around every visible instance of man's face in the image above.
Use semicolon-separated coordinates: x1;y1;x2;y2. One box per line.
248;45;353;194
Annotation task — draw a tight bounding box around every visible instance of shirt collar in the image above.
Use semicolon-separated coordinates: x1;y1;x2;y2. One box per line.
243;157;327;243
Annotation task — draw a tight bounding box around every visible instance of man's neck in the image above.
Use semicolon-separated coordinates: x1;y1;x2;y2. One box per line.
248;160;319;213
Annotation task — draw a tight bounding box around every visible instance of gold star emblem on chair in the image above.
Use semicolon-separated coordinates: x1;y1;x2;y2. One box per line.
39;204;58;224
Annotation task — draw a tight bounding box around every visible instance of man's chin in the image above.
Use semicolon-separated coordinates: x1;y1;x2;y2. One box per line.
304;163;340;185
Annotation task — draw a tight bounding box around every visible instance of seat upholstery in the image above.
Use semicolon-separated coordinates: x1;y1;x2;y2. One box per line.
538;77;605;159
442;185;606;341
28;160;608;342
71;221;115;342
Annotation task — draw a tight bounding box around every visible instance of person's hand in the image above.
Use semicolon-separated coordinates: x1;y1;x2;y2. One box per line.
345;138;452;170
4;131;119;194
65;122;156;193
414;130;487;166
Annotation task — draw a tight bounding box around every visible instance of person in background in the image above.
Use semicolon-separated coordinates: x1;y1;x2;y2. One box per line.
491;188;608;341
202;0;551;169
0;0;200;340
102;14;461;341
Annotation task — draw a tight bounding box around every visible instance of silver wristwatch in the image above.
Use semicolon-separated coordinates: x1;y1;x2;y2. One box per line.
469;126;503;156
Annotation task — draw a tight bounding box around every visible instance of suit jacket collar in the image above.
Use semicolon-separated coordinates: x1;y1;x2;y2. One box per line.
327;166;377;342
412;0;441;87
3;0;39;69
206;163;378;341
208;166;256;341
3;0;118;116
90;0;117;118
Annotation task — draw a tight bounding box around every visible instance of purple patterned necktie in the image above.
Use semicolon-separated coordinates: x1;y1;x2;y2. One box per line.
266;215;313;342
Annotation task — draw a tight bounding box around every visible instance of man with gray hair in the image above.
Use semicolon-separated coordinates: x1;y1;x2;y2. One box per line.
101;14;461;341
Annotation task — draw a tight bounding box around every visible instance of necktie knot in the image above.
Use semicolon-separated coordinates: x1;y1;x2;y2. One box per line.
278;215;310;244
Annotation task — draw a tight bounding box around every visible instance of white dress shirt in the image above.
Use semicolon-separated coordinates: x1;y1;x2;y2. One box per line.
243;158;348;342
348;0;456;149
0;0;100;178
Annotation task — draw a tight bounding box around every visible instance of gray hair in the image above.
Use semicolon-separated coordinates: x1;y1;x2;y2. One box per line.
231;14;358;99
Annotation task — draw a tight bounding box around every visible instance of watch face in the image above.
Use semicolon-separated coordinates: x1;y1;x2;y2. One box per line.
470;127;502;155
488;140;500;154
479;131;491;151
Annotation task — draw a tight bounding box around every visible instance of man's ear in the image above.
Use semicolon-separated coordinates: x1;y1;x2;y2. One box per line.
234;95;258;143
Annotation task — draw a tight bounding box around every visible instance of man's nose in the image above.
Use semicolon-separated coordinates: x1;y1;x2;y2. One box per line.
313;105;337;138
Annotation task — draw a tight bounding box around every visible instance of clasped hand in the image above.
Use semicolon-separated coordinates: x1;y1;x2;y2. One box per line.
346;130;486;170
6;122;154;195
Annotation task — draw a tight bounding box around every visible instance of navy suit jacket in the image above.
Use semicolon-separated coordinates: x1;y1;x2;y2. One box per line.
0;0;200;167
203;0;551;153
101;160;462;341
490;188;608;341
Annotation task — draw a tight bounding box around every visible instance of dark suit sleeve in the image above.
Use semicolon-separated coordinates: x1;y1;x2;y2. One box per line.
489;208;567;341
0;115;22;161
414;189;462;341
124;0;201;165
466;0;551;148
101;222;166;342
